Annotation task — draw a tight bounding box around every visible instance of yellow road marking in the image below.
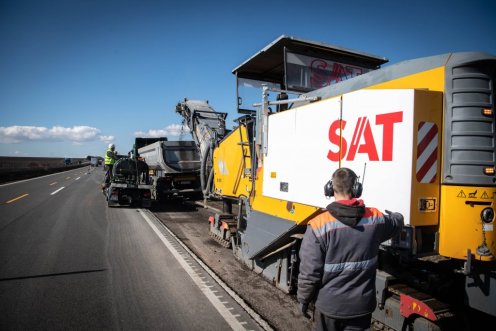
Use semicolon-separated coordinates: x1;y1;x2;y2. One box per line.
6;193;29;204
49;182;57;186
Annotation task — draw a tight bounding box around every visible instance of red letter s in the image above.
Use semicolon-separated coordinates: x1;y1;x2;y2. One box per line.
327;120;347;161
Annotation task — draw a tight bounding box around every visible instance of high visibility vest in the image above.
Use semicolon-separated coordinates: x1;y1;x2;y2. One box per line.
105;149;116;165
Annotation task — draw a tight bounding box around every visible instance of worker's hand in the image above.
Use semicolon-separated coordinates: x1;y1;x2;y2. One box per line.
385;210;404;223
299;302;311;319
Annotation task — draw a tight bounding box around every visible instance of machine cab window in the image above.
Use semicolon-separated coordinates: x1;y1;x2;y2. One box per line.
232;35;387;114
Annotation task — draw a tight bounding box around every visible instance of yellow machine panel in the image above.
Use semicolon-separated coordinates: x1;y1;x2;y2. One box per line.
409;90;443;227
370;67;445;92
213;124;253;198
440;185;496;260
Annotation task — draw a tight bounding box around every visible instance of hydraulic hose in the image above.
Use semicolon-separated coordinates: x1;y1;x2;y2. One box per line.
200;145;211;195
204;146;215;196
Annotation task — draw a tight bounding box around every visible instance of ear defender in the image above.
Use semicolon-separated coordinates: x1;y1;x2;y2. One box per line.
323;177;363;198
324;180;334;198
352;180;363;199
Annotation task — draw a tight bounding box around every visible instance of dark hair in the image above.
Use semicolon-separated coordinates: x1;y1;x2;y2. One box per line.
331;168;358;195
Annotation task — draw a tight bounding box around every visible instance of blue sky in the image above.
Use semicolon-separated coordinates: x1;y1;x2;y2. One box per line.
1;0;495;158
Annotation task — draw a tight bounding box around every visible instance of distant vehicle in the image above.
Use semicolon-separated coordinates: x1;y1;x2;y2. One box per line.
137;138;201;200
90;157;98;167
64;158;71;165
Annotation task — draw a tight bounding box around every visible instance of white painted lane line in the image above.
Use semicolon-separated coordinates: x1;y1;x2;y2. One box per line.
140;211;248;331
139;209;272;331
75;177;81;180
50;187;65;195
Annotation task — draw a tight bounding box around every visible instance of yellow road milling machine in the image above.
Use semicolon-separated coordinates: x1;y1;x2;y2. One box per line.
176;35;496;330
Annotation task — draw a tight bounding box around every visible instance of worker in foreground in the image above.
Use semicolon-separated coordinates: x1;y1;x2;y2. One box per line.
297;167;404;331
102;143;118;190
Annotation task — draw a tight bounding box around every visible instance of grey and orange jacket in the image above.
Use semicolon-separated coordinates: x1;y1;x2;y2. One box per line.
297;198;403;319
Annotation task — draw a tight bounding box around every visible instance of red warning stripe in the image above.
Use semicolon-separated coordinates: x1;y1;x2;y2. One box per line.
417;123;438;156
417;147;438;182
416;122;438;183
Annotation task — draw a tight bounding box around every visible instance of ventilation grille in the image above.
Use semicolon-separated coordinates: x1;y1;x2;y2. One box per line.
444;60;495;185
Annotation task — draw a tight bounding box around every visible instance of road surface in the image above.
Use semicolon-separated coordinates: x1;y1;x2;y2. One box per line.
0;167;266;330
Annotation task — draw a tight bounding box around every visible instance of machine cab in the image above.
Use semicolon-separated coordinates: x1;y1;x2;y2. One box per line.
232;35;388;114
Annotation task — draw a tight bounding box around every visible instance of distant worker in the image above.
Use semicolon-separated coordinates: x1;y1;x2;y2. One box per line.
103;143;118;189
297;167;404;331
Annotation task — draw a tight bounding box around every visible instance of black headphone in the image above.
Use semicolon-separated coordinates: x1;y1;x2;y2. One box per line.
324;169;363;198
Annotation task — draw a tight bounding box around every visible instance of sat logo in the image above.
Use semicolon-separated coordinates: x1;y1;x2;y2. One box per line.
263;89;439;213
327;111;403;162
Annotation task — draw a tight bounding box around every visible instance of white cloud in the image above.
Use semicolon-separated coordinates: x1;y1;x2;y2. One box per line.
0;125;106;143
51;126;101;142
134;124;190;138
99;135;115;144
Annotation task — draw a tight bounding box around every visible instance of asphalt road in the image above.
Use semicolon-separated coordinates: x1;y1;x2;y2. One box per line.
0;167;264;330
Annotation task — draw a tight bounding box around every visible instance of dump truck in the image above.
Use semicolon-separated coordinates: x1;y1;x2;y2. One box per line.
137;138;201;200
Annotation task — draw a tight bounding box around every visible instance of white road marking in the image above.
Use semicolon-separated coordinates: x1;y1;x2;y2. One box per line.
139;209;251;331
75;177;81;180
50;187;65;195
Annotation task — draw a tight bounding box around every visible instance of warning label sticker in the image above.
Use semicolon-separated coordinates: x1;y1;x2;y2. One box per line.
456;190;496;199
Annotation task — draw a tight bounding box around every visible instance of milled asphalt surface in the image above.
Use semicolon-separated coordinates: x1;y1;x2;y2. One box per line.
150;199;313;331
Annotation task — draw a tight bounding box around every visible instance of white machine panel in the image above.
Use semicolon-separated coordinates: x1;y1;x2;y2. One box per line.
263;89;415;224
